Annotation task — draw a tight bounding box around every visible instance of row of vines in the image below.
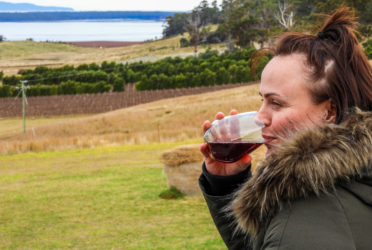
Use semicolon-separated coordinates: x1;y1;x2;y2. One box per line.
0;47;272;97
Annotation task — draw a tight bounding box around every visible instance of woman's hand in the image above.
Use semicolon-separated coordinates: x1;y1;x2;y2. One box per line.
200;110;252;176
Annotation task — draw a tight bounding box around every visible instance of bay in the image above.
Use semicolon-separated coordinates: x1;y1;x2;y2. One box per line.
0;20;165;42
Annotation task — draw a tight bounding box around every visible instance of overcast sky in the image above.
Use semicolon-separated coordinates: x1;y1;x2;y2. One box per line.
4;0;222;11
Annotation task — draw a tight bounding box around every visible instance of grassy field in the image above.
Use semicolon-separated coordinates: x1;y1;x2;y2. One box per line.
0;83;266;249
0;142;226;249
0;83;262;155
0;35;226;76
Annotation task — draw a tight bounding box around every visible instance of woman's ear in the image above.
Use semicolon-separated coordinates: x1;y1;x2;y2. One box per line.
322;99;337;123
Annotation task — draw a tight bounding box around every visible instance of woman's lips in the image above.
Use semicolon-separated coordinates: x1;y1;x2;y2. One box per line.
262;135;276;145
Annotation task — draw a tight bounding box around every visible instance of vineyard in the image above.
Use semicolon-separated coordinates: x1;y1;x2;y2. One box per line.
0;82;250;117
0;47;270;97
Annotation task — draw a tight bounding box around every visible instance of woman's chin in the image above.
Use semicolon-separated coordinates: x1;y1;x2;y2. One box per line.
264;145;273;157
264;142;279;157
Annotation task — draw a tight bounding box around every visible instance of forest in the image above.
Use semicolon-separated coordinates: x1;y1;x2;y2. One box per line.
163;0;372;49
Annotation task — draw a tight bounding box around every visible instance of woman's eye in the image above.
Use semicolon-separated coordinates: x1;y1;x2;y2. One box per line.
271;100;281;107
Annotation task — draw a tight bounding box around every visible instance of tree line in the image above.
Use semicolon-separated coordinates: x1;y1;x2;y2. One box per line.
163;0;372;49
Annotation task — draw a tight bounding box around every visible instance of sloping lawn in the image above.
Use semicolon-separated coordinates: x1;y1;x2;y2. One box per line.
0;142;225;249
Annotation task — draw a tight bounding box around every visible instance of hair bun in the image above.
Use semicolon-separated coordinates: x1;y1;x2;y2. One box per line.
317;30;338;42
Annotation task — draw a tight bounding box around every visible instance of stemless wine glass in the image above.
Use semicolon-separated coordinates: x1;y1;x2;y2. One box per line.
204;111;265;163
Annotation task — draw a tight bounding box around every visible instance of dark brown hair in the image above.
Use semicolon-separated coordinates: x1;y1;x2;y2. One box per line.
275;7;372;123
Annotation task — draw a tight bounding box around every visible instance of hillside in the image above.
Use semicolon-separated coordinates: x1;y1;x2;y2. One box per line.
0;1;73;11
0;83;262;155
0;36;226;76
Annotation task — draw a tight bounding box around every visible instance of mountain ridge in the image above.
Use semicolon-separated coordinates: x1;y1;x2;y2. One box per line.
0;1;74;11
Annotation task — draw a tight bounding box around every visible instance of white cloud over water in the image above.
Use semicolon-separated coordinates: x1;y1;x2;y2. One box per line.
3;0;222;11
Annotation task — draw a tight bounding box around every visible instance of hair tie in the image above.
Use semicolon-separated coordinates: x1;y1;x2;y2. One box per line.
317;32;326;39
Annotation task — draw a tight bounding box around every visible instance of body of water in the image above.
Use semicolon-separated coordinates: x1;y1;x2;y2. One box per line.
0;20;165;41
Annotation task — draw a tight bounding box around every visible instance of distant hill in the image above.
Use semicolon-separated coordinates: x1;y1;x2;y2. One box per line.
0;1;73;11
0;11;179;22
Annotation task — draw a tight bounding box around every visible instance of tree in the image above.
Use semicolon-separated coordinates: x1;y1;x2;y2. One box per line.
220;0;279;48
162;13;188;37
275;0;295;29
187;12;202;56
179;37;190;47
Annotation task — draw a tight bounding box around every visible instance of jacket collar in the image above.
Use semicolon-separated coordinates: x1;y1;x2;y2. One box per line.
230;109;372;236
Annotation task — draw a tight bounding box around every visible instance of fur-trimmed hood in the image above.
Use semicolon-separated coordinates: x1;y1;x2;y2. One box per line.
231;109;372;236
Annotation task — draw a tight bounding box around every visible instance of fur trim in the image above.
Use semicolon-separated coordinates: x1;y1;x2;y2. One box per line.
231;109;372;236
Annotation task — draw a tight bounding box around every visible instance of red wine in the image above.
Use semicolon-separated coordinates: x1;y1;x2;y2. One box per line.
208;141;263;163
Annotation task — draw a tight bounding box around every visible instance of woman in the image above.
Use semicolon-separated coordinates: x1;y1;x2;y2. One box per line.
199;7;372;250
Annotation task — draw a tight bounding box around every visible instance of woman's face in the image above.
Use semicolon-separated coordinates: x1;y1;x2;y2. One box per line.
257;53;333;155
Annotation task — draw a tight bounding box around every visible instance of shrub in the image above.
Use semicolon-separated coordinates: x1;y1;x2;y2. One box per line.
92;81;110;93
158;187;185;200
88;63;100;71
75;71;108;83
27;85;41;96
228;64;238;83
3;75;20;86
34;66;49;74
125;69;136;83
200;69;216;86
157;73;171;89
76;83;93;94
0;85;14;97
236;65;253;83
20;74;42;85
58;80;77;95
363;39;372;59
113;77;125;92
174;73;187;88
28;84;58;97
0;71;3;81
179;37;190;48
40;85;58;96
76;64;90;71
101;61;116;73
199;47;219;60
216;67;230;85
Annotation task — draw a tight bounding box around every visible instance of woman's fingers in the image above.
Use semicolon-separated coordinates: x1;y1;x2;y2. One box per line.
230;109;238;115
215;112;225;120
202;120;211;133
200;143;211;158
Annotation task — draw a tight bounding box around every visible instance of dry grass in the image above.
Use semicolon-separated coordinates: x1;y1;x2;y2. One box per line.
0;83;262;155
0;36;226;76
160;144;204;167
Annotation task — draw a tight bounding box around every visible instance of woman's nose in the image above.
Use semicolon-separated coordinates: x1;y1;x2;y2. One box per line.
256;106;271;127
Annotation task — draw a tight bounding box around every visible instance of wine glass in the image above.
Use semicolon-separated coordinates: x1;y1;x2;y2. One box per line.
204;111;265;163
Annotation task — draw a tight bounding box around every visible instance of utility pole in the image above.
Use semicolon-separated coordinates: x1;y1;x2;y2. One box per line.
18;80;29;133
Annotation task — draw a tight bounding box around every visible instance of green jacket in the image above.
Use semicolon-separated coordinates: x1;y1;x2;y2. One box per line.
199;110;372;250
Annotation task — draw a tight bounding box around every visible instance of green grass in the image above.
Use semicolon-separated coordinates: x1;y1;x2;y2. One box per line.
0;142;225;249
